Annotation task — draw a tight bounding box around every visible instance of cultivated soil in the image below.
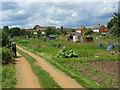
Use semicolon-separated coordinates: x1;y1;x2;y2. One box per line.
15;52;41;88
16;45;83;88
63;60;119;88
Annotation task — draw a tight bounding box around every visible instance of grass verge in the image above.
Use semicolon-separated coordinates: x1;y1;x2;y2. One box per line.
17;49;61;88
2;64;17;88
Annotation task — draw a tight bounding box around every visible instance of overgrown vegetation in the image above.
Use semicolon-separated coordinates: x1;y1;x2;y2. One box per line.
2;47;13;64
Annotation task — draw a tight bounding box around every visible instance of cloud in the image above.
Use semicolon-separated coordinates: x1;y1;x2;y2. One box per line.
1;2;118;29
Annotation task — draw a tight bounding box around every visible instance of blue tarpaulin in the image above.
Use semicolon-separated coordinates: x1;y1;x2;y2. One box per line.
109;45;114;50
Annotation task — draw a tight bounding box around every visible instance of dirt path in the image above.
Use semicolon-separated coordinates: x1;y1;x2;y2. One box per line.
15;52;41;88
17;45;83;88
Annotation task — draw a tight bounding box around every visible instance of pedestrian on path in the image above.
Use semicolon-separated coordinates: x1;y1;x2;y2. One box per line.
12;41;17;57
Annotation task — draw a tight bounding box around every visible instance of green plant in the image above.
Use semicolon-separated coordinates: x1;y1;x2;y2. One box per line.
57;48;78;58
2;47;13;64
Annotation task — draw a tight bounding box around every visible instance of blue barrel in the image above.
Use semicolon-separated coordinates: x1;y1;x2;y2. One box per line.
98;43;102;48
109;45;114;50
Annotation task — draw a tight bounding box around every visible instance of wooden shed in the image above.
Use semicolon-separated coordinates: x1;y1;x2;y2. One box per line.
83;36;93;42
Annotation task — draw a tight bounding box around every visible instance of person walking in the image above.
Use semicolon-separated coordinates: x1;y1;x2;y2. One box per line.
12;41;17;57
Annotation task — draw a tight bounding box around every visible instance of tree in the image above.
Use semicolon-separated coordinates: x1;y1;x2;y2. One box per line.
3;26;9;34
45;27;51;35
61;26;63;34
2;31;11;47
33;25;39;29
84;29;93;35
37;30;41;37
20;29;25;36
110;26;119;37
10;27;20;38
71;29;75;32
107;12;120;37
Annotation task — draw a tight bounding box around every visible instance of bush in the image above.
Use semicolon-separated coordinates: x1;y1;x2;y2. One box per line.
2;47;13;64
2;31;12;47
57;48;78;58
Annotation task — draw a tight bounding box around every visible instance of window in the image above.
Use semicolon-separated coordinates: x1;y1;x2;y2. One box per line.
104;28;107;31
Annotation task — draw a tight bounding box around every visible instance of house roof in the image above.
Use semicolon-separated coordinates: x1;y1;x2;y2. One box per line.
92;24;102;29
76;26;84;30
70;32;81;36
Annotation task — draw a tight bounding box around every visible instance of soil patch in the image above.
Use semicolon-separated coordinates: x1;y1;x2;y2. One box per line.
63;61;119;88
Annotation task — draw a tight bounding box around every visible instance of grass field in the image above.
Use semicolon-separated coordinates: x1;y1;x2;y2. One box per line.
16;36;119;88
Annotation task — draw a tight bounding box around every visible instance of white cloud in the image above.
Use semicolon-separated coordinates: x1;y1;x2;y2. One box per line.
17;10;25;14
1;2;118;28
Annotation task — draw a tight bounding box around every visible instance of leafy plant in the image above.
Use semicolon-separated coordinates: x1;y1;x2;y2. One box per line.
57;47;78;58
2;47;13;64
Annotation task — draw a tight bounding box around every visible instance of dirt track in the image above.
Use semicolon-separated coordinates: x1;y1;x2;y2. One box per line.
15;52;41;88
17;45;83;88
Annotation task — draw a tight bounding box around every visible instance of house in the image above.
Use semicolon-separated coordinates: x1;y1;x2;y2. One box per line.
76;26;88;35
92;24;109;34
69;32;81;42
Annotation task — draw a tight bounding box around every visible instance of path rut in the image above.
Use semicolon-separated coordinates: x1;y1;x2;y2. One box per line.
17;45;83;88
15;52;41;88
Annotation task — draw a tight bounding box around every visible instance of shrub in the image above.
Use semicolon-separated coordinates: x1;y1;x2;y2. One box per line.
2;31;12;47
57;47;78;58
2;47;13;64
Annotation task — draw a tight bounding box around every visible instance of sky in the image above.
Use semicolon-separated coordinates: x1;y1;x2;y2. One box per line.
1;0;119;29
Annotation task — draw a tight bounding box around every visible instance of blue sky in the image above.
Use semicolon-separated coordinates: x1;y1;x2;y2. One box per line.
1;1;119;29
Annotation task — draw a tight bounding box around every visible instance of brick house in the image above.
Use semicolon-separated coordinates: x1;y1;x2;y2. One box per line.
76;26;88;35
92;24;109;34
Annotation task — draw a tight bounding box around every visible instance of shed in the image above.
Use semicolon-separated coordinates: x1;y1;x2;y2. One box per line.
83;36;93;42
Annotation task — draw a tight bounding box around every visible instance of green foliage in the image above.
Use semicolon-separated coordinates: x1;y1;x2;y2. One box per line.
60;26;63;33
67;36;70;41
57;48;78;58
84;29;93;35
45;27;60;35
20;29;31;36
37;30;41;37
107;12;120;37
2;31;12;47
45;27;51;35
33;25;40;29
110;26;119;37
2;47;13;64
107;17;117;29
71;29;75;32
10;27;21;38
3;26;10;34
